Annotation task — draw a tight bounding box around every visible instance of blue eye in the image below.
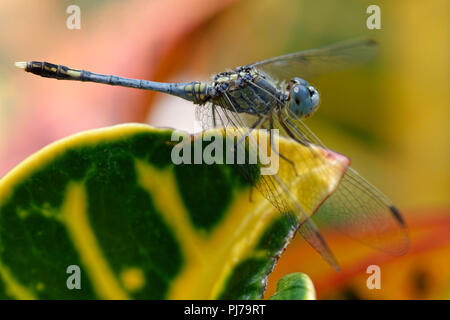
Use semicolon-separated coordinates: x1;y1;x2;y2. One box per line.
287;81;320;119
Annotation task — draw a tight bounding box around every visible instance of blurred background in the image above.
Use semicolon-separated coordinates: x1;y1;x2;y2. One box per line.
0;0;448;299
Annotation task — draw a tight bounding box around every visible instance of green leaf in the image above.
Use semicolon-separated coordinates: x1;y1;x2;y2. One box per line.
269;272;316;300
0;124;348;299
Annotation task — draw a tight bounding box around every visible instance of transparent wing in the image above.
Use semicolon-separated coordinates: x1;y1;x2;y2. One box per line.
211;93;349;270
195;102;228;130
247;38;378;82
280;113;409;255
195;101;267;130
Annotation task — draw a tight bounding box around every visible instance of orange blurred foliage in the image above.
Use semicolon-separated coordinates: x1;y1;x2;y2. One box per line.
266;209;450;299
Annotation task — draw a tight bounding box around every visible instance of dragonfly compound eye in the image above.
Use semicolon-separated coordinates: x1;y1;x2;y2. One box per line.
287;83;320;119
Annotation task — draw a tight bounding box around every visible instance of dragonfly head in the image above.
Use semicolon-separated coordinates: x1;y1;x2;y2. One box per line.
286;77;320;119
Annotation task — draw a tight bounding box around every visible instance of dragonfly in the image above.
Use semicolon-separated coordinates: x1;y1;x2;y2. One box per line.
15;38;408;270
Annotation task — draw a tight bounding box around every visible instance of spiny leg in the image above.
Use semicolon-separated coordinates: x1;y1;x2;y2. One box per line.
219;94;268;203
220;92;265;163
215;97;256;177
243;116;269;203
269;115;298;176
241;80;299;173
281;115;321;160
277;110;309;147
211;104;217;128
237;115;267;146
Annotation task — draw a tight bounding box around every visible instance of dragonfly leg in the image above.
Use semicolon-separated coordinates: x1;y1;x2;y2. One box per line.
277;110;309;147
269;116;298;176
236;115;267;146
211;104;217;128
282;116;322;160
241;115;268;203
248;184;254;203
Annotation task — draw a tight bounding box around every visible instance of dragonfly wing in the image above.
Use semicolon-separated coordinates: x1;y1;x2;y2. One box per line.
280;115;409;255
213;93;347;270
247;38;378;82
298;215;340;271
315;167;408;255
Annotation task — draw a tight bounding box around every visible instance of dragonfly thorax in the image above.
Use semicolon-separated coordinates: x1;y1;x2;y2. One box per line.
210;67;284;115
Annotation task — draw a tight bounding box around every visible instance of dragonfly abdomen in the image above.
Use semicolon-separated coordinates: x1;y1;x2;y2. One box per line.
17;61;211;104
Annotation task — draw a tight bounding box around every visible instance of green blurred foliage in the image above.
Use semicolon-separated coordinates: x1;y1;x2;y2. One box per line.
270;272;316;300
